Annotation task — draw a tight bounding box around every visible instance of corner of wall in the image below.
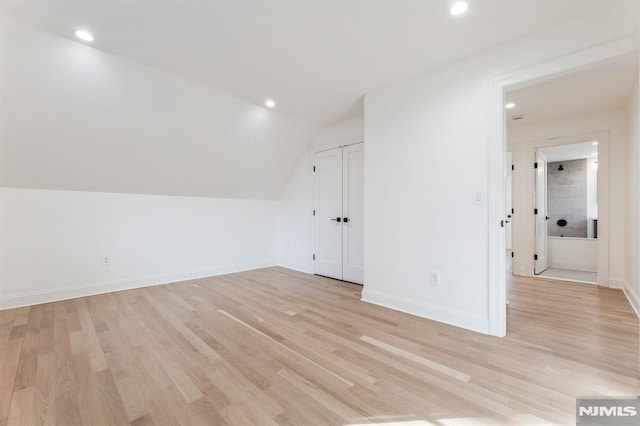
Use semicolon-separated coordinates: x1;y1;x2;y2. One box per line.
312;115;364;150
361;289;490;335
276;115;365;277
0;260;276;311
623;280;640;319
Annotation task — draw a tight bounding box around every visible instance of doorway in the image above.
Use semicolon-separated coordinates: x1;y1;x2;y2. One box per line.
313;143;364;284
488;43;639;337
534;142;599;284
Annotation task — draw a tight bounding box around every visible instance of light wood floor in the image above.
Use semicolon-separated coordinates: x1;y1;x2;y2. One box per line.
0;267;637;425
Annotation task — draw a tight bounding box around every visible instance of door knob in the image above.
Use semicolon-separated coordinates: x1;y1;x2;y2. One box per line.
343;218;350;223
331;217;341;222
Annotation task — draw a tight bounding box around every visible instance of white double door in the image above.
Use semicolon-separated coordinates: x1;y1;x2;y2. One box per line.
314;143;364;284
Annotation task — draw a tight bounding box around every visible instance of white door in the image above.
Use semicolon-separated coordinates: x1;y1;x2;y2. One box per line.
314;147;343;280
534;151;548;275
342;143;364;284
506;152;513;251
314;144;365;283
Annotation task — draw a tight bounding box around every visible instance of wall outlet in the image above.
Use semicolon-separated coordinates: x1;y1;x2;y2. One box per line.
430;271;440;286
101;256;111;266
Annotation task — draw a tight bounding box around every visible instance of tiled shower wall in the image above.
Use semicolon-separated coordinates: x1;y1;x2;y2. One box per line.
547;159;588;237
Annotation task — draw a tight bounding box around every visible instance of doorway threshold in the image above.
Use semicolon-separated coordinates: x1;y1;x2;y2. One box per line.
533;268;597;286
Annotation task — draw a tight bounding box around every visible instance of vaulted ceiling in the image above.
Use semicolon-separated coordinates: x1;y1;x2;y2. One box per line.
0;0;623;127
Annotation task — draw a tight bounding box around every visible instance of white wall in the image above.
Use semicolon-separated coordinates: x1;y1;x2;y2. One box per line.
0;188;277;309
277;158;314;273
276;116;363;273
508;109;628;285
313;116;364;150
624;76;640;316
547;237;598;272
363;3;638;334
0;15;314;309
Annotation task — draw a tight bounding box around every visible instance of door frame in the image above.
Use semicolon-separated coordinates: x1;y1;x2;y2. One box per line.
505;151;513;252
533;151;548;275
342;143;365;284
524;132;609;285
312;141;365;278
487;35;639;337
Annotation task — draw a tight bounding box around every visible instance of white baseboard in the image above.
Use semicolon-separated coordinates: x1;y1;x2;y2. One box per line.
622;280;640;319
0;260;276;311
608;279;624;289
277;258;313;274
548;261;597;273
361;289;489;335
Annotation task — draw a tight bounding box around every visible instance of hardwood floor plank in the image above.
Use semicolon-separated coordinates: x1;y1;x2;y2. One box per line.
0;337;23;426
360;335;472;382
53;320;81;426
6;388;37;426
13;306;42;392
218;309;354;387
34;351;56;425
75;300;108;373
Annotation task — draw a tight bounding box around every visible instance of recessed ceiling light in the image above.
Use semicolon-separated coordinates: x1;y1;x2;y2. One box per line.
450;1;469;16
505;102;516;109
265;99;276;108
592;142;599;146
74;30;94;42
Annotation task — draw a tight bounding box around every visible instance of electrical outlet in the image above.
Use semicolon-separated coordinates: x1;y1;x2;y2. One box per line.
101;256;111;266
430;271;440;286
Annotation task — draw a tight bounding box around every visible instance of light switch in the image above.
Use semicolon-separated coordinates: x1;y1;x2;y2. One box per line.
474;191;484;205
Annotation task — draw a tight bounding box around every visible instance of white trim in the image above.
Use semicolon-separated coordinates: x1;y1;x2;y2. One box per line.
487;78;507;337
277;259;313;274
313;140;365;154
361;289;489;335
547;262;597;273
532;275;597;286
609;279;624;289
0;260;276;311
487;35;640;338
622;280;640;319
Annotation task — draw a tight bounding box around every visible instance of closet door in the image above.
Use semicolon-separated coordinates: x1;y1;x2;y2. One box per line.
314;147;343;280
342;143;364;284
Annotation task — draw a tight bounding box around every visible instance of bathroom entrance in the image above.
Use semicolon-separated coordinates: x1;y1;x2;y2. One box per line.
533;141;599;284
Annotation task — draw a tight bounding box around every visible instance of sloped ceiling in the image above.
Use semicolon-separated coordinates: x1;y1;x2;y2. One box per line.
0;16;317;200
0;0;627;127
1;1;637;200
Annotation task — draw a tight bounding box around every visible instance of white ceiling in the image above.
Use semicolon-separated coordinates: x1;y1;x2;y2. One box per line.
507;53;639;127
540;141;598;162
0;0;619;127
